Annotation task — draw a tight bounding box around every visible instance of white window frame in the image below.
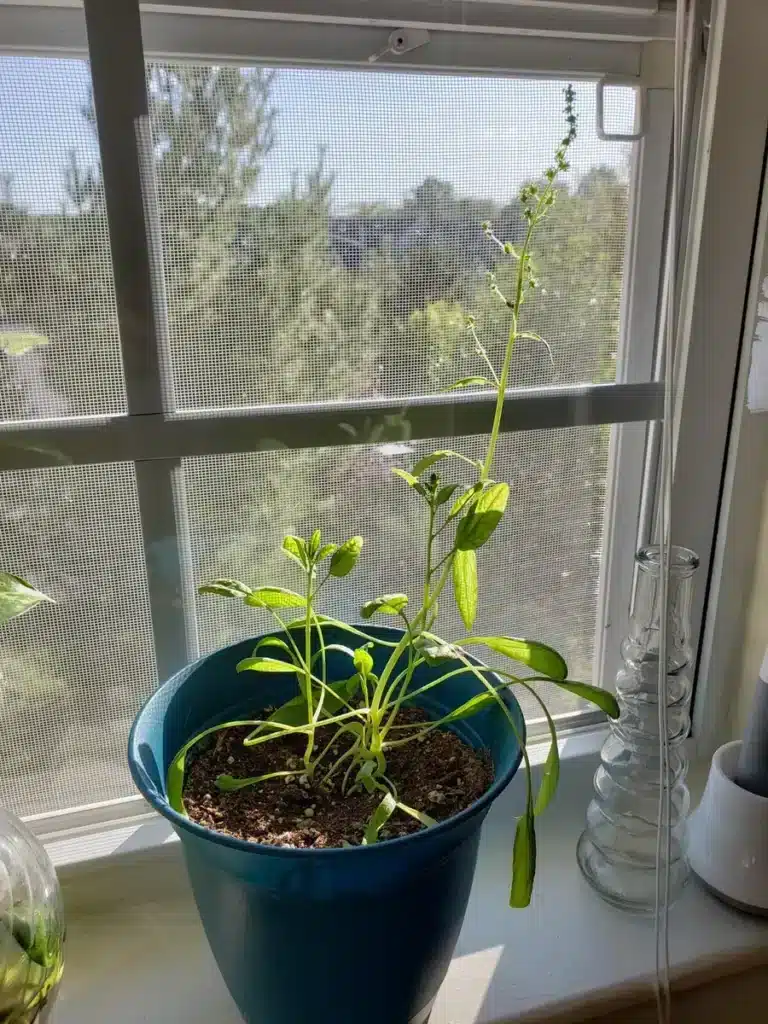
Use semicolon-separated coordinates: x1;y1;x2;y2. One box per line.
1;0;716;843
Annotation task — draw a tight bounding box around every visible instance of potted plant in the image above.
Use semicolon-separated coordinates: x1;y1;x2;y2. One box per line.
0;573;64;1023
129;87;619;1024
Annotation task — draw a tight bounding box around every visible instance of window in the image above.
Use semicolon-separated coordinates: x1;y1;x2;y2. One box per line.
0;0;674;822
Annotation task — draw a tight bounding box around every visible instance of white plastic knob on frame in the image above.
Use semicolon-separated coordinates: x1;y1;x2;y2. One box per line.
687;740;768;915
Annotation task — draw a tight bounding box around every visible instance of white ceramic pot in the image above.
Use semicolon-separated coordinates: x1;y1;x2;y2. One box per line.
687;740;768;915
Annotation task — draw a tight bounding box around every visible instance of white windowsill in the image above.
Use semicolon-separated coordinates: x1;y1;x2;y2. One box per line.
49;731;768;1024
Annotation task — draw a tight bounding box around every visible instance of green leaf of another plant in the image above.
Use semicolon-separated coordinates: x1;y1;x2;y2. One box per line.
329;536;363;577
509;807;536;908
443;376;493;391
464;637;568;681
198;578;253;599
244;586;307;609
456;482;509;550
236;656;300;674
362;790;397;845
0;573;52;626
360;593;409;619
452;548;477;630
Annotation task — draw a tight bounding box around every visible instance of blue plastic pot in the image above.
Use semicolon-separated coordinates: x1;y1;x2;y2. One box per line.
128;624;524;1024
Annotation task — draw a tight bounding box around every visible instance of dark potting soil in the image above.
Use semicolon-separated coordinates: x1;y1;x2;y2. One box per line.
184;708;494;848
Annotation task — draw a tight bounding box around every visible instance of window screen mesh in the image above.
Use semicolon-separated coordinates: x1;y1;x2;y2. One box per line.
147;68;635;412
0;463;156;817
0;57;126;423
183;425;609;730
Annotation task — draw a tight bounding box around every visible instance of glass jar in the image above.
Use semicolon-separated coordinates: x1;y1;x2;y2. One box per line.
576;544;700;913
0;808;64;1022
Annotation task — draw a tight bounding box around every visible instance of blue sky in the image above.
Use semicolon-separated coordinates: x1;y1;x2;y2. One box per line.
0;57;633;214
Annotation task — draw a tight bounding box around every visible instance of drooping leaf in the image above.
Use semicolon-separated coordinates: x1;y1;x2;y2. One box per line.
362;791;397;845
329;536;363;578
215;770;301;792
252;635;296;660
435;483;459;506
413;635;459;665
396;802;437;828
244;586;307;609
236;656;301;674
546;679;619;718
198;578;253;600
438;688;502;724
360;593;409;619
519;683;560;817
0;573;52;627
167;719;262;815
391;467;418;487
443;376;493;391
452;549;477;630
456;483;509;550
509;807;536;908
464;637;568;681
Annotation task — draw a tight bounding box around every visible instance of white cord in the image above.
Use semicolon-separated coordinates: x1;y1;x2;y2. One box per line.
654;4;699;1023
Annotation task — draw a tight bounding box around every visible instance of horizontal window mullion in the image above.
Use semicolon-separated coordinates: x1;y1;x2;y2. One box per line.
0;382;663;470
1;7;650;79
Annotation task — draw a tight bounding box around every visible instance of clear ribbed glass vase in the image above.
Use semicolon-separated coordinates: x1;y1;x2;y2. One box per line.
0;808;64;1022
576;544;700;914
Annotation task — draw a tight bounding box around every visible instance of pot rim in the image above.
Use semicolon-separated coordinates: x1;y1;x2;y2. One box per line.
128;624;525;858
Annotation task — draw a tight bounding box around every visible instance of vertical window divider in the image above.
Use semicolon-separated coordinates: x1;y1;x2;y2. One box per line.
82;0;190;680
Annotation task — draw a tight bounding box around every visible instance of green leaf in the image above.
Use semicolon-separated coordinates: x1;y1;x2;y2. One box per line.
236;656;300;674
509;808;536;908
244;586;307;609
362;791;397;845
329;536;363;578
166;718;262;815
0;573;52;627
391;467;418;487
309;529;321;557
360;593;409;619
449;482;483;518
438;688;502;724
316;543;337;561
521;684;560;816
456;483;509;550
443;376;493;391
464;637;568;681
545;679;619;718
282;535;308;569
215;770;301;792
435;483;459;506
396;801;437;828
252;635;296;660
413;635;459;665
411;450;454;476
0;331;49;355
452;549;477;630
198;578;253;600
353;647;374;677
